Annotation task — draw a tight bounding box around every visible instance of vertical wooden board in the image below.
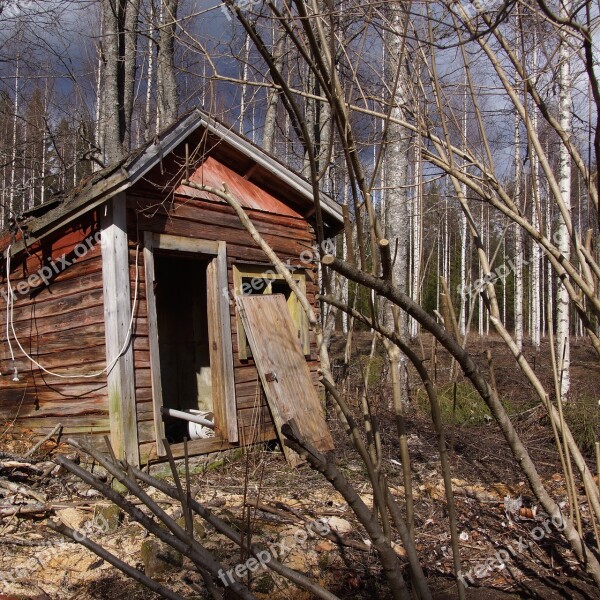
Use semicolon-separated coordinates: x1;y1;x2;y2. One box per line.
217;242;238;443
101;193;139;466
143;232;166;456
206;259;226;439
236;294;333;467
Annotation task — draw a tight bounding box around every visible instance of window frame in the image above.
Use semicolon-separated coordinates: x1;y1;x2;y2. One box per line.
233;263;309;359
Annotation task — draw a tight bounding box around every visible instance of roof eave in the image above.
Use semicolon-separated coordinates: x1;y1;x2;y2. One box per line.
7;109;344;257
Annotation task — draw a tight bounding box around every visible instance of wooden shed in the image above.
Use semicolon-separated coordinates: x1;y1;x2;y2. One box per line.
0;109;342;465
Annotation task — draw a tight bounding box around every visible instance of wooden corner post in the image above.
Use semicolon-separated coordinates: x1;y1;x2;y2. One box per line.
101;193;139;466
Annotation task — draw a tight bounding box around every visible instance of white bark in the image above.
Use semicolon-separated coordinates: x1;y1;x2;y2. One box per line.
41;80;48;204
545;174;553;337
240;34;250;134
8;57;19;225
384;2;409;342
459;76;468;337
409;141;422;339
262;32;285;153
478;204;484;337
557;4;572;400
530;36;541;349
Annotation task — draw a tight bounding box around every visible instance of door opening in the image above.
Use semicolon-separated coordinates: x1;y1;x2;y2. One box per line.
154;253;213;443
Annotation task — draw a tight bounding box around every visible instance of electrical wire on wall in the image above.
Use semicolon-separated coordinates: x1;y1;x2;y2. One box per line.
4;243;140;380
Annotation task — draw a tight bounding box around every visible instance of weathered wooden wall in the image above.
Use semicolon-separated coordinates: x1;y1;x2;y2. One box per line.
0;146;326;461
0;217;109;441
128;166;321;462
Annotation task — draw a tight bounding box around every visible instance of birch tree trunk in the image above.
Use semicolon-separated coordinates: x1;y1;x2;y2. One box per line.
409;140;422;339
145;0;155;141
556;1;572;400
384;4;409;344
94;28;105;169
8;56;19;226
513;71;523;351
239;33;250;134
530;34;541;350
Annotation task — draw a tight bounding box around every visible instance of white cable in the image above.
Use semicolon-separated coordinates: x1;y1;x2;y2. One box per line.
5;243;140;379
5;267;14;364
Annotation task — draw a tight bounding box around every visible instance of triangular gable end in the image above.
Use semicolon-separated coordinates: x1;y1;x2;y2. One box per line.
176;156;303;219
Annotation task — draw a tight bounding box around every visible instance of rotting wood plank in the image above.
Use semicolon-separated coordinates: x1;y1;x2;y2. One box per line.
6;396;110;419
236;294;333;467
7;305;105;337
7;289;104;323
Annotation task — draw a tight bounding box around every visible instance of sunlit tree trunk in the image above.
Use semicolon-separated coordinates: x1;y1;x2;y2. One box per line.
458;70;468;337
383;3;409;346
8;56;19;226
409;140;422;339
239;33;250;134
478;204;484;336
530;36;541;349
556;1;572;400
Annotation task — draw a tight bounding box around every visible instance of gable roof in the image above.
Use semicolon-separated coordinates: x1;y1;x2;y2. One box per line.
8;109;343;255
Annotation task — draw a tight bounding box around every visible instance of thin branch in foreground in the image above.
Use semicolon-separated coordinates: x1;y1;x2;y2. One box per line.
47;520;187;600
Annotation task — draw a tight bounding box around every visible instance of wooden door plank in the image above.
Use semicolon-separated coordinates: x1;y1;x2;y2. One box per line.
143;232;166;457
206;259;225;439
217;242;238;443
236;294;333;467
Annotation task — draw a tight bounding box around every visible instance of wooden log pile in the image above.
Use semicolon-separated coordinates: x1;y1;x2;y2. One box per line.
0;425;66;519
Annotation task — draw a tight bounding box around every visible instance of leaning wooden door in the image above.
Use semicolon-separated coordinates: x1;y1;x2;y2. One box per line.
237;294;334;466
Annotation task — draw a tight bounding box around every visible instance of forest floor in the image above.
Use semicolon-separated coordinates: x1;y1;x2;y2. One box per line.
0;332;599;599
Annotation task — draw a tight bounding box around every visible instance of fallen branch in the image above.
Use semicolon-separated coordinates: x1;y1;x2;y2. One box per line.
0;461;44;472
0;451;38;463
282;420;417;600
245;497;371;552
25;423;63;458
129;465;342;600
0;477;47;503
53;449;258;600
0;503;48;516
48;520;187;600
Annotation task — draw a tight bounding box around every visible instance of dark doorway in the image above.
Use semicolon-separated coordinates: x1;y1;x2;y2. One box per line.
154;253;213;443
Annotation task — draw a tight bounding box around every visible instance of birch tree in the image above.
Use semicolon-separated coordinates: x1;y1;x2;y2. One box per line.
556;0;572;400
